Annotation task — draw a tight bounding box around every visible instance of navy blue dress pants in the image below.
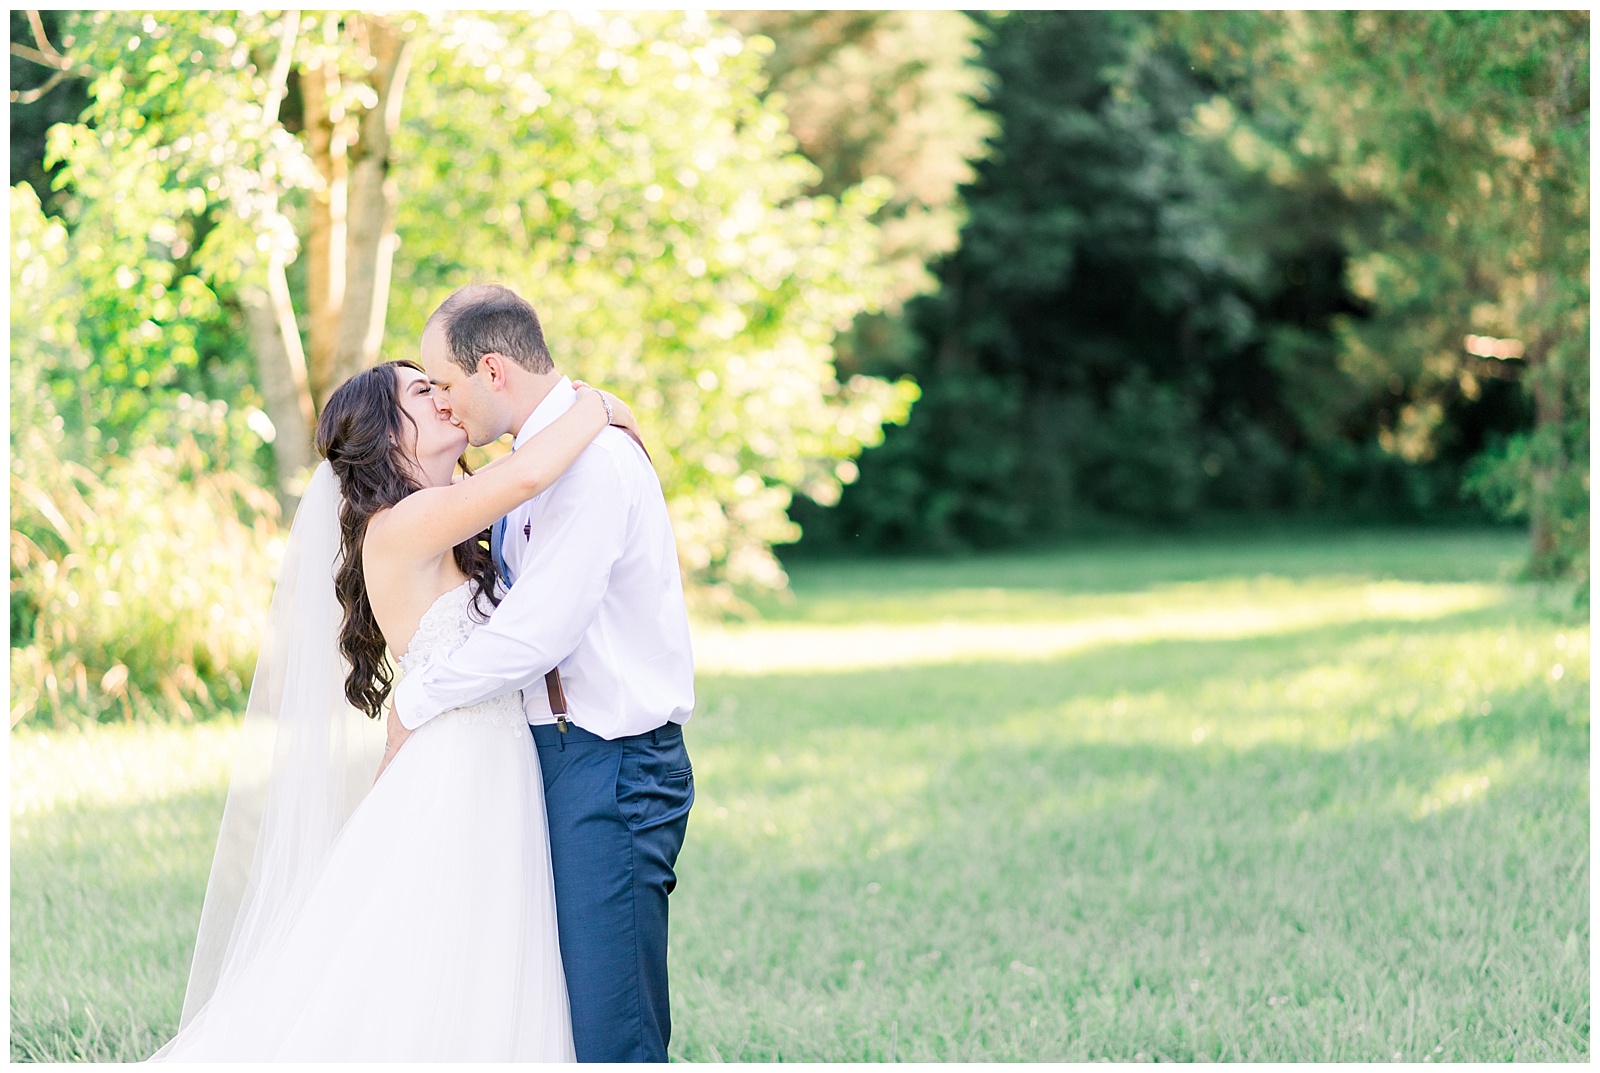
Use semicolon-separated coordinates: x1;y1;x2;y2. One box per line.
533;721;693;1062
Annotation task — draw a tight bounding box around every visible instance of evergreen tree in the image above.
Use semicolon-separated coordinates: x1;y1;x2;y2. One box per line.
793;10;1530;553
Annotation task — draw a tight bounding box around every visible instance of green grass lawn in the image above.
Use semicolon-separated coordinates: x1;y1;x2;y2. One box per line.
11;528;1589;1061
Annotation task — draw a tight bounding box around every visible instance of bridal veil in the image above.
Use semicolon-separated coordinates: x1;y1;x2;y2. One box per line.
179;460;385;1026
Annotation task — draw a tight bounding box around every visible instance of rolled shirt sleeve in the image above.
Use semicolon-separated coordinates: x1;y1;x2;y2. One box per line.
393;446;629;730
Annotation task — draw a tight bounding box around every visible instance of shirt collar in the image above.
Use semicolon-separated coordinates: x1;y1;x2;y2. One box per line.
512;376;575;450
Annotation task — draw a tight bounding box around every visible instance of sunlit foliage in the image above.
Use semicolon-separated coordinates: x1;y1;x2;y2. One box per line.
11;185;281;727
384;11;917;601
10;10;924;727
722;11;996;310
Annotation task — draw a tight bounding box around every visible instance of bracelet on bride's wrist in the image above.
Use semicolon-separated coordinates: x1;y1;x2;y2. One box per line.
597;392;614;424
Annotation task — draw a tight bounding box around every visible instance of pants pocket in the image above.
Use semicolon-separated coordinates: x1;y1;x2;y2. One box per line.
617;741;694;833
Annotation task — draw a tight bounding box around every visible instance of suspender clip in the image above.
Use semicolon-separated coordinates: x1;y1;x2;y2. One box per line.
546;668;571;735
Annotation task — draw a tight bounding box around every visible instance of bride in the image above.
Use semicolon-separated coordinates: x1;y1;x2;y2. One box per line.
152;359;632;1061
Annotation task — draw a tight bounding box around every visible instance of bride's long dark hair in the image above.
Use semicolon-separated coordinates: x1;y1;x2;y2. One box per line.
314;360;501;720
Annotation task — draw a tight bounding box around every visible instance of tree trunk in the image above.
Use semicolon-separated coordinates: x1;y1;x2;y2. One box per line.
336;15;414;386
1527;344;1561;572
303;14;349;409
241;9;317;511
244;254;317;514
1523;267;1563;574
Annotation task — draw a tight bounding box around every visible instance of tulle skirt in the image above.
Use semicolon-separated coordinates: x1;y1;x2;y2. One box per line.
152;712;574;1062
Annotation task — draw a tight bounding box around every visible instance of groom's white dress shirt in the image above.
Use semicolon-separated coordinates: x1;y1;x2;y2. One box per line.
393;377;695;738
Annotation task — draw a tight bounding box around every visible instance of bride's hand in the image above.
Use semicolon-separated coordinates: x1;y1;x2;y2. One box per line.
374;702;413;783
572;381;639;439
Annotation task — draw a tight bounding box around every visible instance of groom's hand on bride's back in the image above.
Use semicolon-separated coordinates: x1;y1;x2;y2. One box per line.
374;701;413;783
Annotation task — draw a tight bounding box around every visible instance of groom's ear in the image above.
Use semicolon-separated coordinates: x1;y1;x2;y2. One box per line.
481;353;509;390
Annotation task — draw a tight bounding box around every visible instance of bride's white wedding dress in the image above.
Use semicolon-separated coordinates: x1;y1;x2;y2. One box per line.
154;581;574;1062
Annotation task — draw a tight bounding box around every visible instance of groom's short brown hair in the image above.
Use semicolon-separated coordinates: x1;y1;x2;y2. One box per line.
427;284;554;375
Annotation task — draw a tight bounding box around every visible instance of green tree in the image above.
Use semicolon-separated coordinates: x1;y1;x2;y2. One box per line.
14;9;918;618
722;10;996;419
10;10;93;203
796;10;1432;552
46;10;417;492
1181;12;1589;581
384;11;916;600
721;11;995;311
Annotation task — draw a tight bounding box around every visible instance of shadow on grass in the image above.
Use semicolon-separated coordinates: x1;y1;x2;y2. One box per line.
10;597;1586;1062
671;604;1587;1060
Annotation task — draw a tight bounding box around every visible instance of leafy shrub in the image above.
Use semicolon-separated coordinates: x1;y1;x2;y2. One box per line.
11;186;282;727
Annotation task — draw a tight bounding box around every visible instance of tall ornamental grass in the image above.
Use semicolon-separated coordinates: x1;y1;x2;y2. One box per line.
10;395;282;728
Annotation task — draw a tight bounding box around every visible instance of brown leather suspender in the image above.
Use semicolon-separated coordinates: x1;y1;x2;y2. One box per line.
618;425;651;462
544;668;570;734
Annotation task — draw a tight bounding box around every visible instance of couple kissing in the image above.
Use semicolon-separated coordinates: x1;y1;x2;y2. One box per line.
153;284;695;1062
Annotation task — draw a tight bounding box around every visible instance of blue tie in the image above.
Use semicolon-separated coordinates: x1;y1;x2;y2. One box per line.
491;515;512;587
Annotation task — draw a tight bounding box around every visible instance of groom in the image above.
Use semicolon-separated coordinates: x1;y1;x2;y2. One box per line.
391;284;696;1062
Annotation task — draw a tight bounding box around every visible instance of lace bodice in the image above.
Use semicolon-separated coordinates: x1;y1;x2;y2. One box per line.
396;582;525;728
